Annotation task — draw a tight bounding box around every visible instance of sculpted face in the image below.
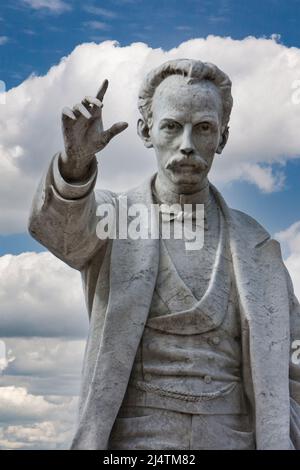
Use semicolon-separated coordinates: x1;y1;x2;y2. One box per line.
140;74;227;193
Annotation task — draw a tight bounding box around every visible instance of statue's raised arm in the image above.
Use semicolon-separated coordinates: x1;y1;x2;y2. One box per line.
60;79;127;182
28;79;127;271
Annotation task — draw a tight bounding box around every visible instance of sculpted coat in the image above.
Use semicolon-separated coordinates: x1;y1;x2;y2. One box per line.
28;153;300;450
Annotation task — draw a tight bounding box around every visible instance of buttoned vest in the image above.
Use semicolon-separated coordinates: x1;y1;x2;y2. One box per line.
121;204;248;415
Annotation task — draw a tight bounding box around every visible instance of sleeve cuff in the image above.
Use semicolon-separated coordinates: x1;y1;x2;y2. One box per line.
52;153;98;200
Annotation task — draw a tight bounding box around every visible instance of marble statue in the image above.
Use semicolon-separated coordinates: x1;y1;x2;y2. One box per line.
28;59;300;450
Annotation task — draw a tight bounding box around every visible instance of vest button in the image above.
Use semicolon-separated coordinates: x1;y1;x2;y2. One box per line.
212;336;220;345
144;373;152;381
204;375;212;384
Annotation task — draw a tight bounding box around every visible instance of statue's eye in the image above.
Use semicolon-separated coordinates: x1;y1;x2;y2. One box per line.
161;121;180;132
166;122;176;130
198;122;211;131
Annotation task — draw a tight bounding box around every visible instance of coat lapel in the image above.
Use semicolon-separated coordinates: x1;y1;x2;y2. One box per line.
73;177;291;450
211;183;291;449
72;175;159;449
148;209;231;334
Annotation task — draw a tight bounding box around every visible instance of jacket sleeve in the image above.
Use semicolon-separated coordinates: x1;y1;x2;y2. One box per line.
285;265;300;449
28;153;114;271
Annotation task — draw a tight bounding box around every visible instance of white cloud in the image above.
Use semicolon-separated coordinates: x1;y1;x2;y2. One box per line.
0;339;15;374
0;250;88;448
275;221;300;300
0;336;85;448
1;337;85;400
0;249;87;394
0;251;87;392
0;252;88;337
0;386;72;422
0;386;77;448
22;0;71;13
0;420;73;449
240;163;285;193
1;36;300;234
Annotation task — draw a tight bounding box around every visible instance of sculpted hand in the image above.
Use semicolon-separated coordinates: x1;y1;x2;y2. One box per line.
60;79;128;181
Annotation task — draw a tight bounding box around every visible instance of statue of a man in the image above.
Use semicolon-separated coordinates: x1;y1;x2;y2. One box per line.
28;59;300;450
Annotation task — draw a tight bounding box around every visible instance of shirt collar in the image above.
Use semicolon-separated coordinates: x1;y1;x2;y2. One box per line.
152;175;211;208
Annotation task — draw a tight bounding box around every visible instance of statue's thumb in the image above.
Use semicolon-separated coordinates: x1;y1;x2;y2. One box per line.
101;122;128;145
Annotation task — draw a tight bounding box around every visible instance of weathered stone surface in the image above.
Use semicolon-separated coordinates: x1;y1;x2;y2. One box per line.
28;59;300;450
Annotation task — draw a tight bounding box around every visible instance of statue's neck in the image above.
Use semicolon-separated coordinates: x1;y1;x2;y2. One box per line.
153;173;211;206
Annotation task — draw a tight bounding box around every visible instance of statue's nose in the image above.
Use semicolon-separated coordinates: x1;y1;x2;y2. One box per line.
180;124;195;157
180;147;194;157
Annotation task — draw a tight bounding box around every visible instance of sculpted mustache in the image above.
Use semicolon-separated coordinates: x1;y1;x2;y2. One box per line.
165;155;208;171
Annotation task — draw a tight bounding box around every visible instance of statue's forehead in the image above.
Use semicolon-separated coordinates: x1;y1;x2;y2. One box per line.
152;75;222;115
154;74;219;95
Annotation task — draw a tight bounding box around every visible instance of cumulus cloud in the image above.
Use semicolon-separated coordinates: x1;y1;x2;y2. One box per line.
5;337;83;375
0;386;74;423
0;335;85;448
1;37;300;234
0;252;88;337
2;337;85;393
276;221;300;300
0;386;77;449
0;252;86;448
0;339;15;373
0;420;73;449
0;251;88;449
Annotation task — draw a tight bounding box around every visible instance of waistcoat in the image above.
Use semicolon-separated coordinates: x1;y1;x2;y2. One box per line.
121;204;248;414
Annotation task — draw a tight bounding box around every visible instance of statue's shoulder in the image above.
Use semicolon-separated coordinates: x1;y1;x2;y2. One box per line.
211;184;271;246
228;207;272;248
229;207;270;235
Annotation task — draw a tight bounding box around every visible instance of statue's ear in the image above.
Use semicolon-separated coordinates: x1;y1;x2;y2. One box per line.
216;126;229;155
137;119;153;148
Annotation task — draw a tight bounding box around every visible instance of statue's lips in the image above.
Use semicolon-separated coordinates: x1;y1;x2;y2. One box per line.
166;156;208;171
171;165;204;175
178;162;197;167
168;162;207;172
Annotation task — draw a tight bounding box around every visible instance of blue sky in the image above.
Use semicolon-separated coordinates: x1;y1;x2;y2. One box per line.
1;0;300;89
0;0;300;257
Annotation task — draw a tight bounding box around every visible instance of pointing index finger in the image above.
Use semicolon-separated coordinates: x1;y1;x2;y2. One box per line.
96;79;109;102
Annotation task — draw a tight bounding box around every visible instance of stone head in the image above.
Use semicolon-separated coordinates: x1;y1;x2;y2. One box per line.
137;59;233;192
